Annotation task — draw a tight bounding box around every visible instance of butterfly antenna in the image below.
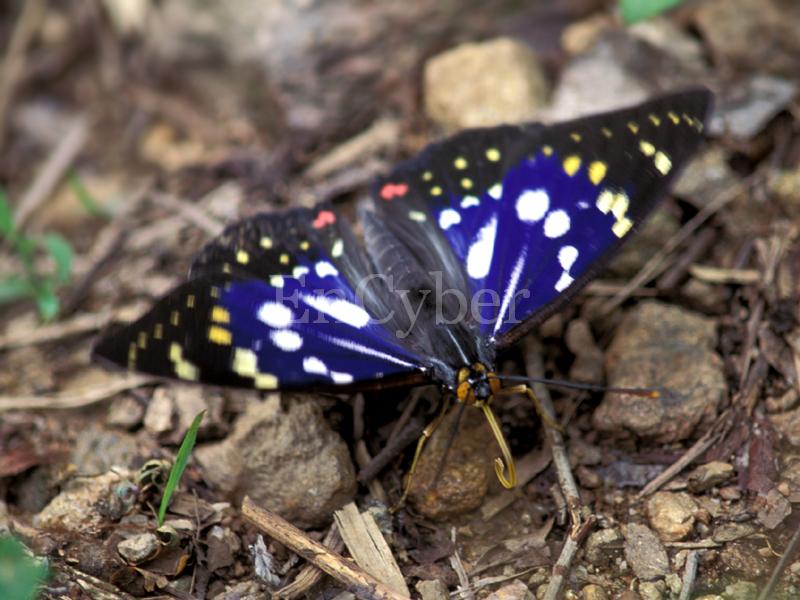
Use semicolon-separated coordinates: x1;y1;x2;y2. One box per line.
480;401;517;488
490;374;661;398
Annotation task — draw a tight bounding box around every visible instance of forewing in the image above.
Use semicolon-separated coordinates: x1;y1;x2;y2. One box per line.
93;205;426;391
372;89;712;347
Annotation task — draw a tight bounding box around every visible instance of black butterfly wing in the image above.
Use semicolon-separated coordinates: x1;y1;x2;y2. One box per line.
93;204;428;391
371;89;713;349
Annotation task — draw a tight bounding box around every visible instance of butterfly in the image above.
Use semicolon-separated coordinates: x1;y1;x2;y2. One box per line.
94;89;712;490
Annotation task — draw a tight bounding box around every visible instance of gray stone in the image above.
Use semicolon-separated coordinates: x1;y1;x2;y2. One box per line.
722;581;758;600
585;527;623;564
416;579;448;600
646;492;697;542
623;523;669;581
117;532;159;564
638;581;663;600
424;37;549;132
593;301;727;443
687;461;734;493
486;580;534;600
196;395;356;528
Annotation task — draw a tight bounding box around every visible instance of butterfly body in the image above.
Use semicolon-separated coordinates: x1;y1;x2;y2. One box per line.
94;90;713;461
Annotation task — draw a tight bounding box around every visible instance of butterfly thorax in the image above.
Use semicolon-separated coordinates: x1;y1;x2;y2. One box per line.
455;362;500;405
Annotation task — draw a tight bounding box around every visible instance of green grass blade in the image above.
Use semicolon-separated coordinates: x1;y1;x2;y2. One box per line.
158;410;205;526
68;172;111;218
0;536;48;600
0;276;32;303
39;233;73;284
619;0;685;24
0;189;12;237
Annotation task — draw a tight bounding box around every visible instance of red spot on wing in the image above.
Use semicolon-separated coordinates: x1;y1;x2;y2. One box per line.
380;182;409;201
312;210;336;229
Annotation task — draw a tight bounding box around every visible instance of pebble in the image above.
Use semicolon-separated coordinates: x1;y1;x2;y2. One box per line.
712;522;755;543
206;525;241;571
144;387;175;435
769;405;800;446
638;581;663;600
424;37;549;132
486;580;534;600
211;580;263;600
408;406;493;519
623;523;669;580
756;487;792;530
416;579;448;600
106;395;145;429
687;462;734;493
646;492;697;542
565;319;604;384
196;395;356;528
581;584;608;600
585;527;623;564
723;581;758;600
719;541;768;579
719;486;742;501
117;532;159;564
593;301;727;443
71;425;139;475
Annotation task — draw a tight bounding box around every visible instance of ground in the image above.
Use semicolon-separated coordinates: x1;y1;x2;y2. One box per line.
1;1;800;599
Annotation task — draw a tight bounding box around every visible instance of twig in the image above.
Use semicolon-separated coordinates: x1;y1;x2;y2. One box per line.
757;516;800;600
150;191;225;237
241;497;410;600
678;550;699;600
334;503;409;597
687;264;761;285
598;181;741;316
523;338;594;600
277;525;345;600
0;0;47;151
14;115;89;228
0;309;111;350
656;227;717;290
480;449;551;521
358;416;424;484
0;375;154;412
449;527;475;600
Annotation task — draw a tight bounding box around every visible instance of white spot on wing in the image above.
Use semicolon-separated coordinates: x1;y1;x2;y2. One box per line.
331;371;354;384
555;272;574;292
324;335;418;368
544;210;570;238
270;329;303;351
303;356;328;375
461;195;480;208
315;261;338;278
257;302;292;328
515;189;549;223
488;184;503;200
438;208;461;230
558;246;578;271
302;295;371;328
466;216;497;279
494;248;527;335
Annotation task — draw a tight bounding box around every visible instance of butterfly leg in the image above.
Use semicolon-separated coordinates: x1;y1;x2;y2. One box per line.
498;384;565;433
394;395;452;510
477;400;517;489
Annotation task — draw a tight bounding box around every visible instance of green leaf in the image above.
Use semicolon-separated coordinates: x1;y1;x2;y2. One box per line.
68;172;111;219
35;288;60;321
158;411;205;526
0;536;48;600
0;276;32;303
0;189;13;237
619;0;685;24
39;233;73;284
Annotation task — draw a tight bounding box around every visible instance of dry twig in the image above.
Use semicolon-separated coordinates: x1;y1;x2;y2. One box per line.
0;375;154;412
242;497;410;600
277;525;345;600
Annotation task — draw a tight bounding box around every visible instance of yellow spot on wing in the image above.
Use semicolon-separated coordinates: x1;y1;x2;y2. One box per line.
331;238;344;258
236;250;249;264
233;348;258;377
300;240;310;251
128;342;137;365
612;217;633;238
649;114;661;126
209;325;232;345
667;111;680;124
211;286;220;299
430;186;442;196
627;122;639;134
563;155;581;177
175;360;198;381
570;132;582;142
486;148;501;162
454;157;468;169
542;145;553;156
601;127;613;138
488;183;503;199
255;373;279;389
154;323;163;339
270;275;284;288
422;171;433;181
654;151;672;175
639;140;656;156
461;178;473;190
280;253;289;265
596;190;614;214
170;311;180;326
610;193;629;220
169;342;181;362
186;294;195;308
409;210;426;222
260;237;273;249
588;161;607;185
211;306;230;323
137;332;147;349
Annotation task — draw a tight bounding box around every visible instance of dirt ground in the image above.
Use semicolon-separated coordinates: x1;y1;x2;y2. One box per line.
1;1;800;599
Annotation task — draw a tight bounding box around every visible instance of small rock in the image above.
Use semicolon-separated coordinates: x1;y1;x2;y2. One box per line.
565;319;604;384
144;387;175;434
416;579;448;600
719;486;742;501
576;466;601;489
196;395;356;528
35;469;133;533
117;532;159;564
408;406;493;519
593;301;727;443
722;581;758;600
712;522;755;543
647;492;697;542
769;168;800;220
585;527;623;564
664;573;682;596
687;462;734;493
769;405;800;446
107;395;145;429
623;523;669;581
486;580;534;600
709;75;798;140
561;13;613;56
629;17;706;72
206;525;241;571
756;487;792;530
719;541;769;579
581;584;608;600
638;581;663;600
71;425;139;475
674;147;737;205
424;37;549;132
211;580;263;600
